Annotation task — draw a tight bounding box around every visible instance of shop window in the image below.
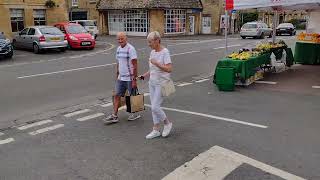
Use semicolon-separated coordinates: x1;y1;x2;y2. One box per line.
10;9;25;32
164;9;186;33
33;10;46;26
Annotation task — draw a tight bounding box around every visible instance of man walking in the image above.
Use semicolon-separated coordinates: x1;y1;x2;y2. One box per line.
104;32;141;124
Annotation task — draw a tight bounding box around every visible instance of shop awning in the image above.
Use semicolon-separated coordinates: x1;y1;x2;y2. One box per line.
226;0;320;10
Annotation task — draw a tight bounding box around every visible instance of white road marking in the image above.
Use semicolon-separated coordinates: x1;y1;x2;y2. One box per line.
64;109;91;117
100;103;113;108
195;78;210;83
17;63;117;79
0;132;4;136
77;113;104;122
213;44;241;50
171;51;200;57
69;44;115;59
144;104;268;128
255;81;278;85
14;54;28;57
312;86;320;89
144;93;150;97
29;124;64;136
0;138;15;145
163;145;306;180
177;82;193;87
17;120;53;130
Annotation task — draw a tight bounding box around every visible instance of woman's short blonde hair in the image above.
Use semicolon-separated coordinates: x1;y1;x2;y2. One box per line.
147;31;161;41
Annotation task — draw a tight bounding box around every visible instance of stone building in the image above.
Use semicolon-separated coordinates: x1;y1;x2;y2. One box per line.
67;0;99;21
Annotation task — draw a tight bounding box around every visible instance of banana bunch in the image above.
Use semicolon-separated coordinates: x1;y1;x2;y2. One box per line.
256;43;273;51
228;52;252;60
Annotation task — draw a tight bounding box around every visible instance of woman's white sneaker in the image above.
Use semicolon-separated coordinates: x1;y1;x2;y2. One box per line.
162;123;172;137
146;130;161;139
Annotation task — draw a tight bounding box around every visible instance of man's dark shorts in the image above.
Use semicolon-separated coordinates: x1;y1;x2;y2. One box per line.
115;80;132;96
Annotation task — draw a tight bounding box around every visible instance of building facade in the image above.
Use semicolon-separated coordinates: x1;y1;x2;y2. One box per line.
97;0;203;36
260;10;308;27
67;0;99;21
0;0;68;38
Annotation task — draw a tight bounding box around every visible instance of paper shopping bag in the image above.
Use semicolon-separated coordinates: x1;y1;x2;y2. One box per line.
126;88;145;113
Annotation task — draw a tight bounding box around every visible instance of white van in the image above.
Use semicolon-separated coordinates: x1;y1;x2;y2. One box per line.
70;20;99;39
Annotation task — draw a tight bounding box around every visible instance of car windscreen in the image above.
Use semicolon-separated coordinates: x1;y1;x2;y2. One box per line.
40;27;64;35
243;24;257;29
78;21;97;26
0;34;5;39
67;25;88;34
278;23;293;28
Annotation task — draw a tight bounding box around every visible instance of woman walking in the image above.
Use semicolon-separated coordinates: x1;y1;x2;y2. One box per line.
140;31;173;139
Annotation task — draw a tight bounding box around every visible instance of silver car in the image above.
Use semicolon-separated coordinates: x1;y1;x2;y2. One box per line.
240;22;273;39
13;26;68;54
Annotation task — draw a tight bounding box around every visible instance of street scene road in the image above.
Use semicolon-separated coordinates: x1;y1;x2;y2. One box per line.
0;35;319;180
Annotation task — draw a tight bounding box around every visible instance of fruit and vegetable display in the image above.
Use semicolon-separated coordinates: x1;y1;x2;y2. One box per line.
227;41;287;60
297;32;320;43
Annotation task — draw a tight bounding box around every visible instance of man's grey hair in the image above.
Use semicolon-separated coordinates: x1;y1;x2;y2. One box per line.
147;31;161;41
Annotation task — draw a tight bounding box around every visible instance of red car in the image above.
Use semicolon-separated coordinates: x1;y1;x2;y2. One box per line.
54;22;95;49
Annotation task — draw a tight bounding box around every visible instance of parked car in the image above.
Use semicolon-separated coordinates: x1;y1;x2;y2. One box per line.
70;20;99;39
0;33;13;59
13;26;68;54
54;22;95;50
276;23;296;36
240;22;273;39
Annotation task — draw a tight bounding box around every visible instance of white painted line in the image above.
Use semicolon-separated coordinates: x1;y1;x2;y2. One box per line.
17;120;53;130
29;124;64;136
145;104;268;128
0;138;15;145
171;51;200;57
77;113;104;122
17;63;117;79
0;132;4;136
255;81;278;85
144;93;150;97
312;86;320;89
213;146;306;180
177;82;193;87
213;44;241;50
163;145;306;180
100;103;113;108
64;109;91;117
195;78;210;83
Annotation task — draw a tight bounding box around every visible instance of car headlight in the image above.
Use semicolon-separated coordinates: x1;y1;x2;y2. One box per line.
69;36;78;41
91;35;95;40
5;38;10;44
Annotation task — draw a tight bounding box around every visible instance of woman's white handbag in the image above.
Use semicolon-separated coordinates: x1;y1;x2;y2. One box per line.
161;79;175;97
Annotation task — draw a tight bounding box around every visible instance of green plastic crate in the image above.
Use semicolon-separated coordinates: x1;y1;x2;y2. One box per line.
215;67;235;91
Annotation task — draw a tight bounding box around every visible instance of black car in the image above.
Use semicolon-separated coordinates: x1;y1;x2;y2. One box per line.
276;23;296;36
0;33;13;59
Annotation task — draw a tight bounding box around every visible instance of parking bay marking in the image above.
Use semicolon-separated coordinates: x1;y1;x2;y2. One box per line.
29;124;64;136
17;63;117;79
64;109;91;117
163;145;306;180
17;120;53;130
0;138;15;145
77;113;104;122
144;104;268;129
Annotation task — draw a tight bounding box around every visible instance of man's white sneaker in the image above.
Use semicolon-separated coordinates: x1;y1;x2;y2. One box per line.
162;123;173;137
128;114;141;121
146;130;161;139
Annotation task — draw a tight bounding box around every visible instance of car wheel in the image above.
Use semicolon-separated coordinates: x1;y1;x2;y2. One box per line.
241;36;246;39
12;40;17;50
33;44;40;54
60;47;66;52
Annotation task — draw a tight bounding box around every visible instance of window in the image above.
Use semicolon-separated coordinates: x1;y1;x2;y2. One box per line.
33;10;46;26
28;28;36;35
108;10;149;35
20;28;29;35
164;9;186;33
72;0;78;7
10;9;24;32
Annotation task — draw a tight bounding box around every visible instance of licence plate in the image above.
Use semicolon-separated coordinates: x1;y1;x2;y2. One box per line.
50;37;61;41
89;27;94;29
81;42;91;46
280;29;286;31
